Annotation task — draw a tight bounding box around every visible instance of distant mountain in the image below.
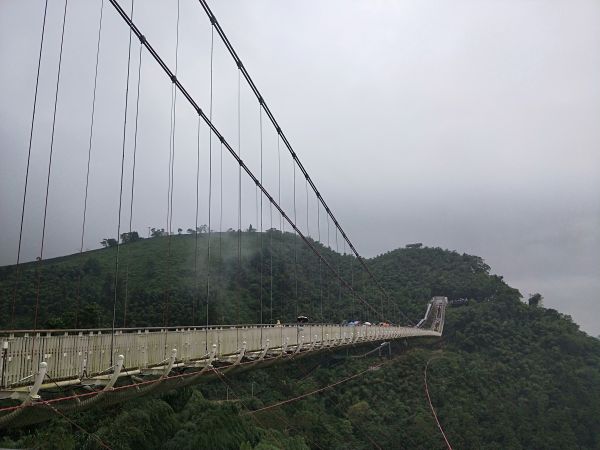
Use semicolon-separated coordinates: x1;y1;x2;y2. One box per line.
1;236;599;449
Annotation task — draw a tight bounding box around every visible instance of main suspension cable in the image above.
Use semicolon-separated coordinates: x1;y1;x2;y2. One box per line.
195;0;409;324
106;0;389;322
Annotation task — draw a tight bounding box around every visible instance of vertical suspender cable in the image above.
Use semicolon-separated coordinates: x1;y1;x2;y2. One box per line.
219;140;223;258
317;197;323;322
111;0;134;365
326;211;330;319
105;0;392;324
343;239;348;319
350;251;354;320
33;0;69;332
305;176;310;316
217;26;222;261
10;0;47;328
259;104;264;325
277;133;282;318
269;194;273;323
237;68;241;325
122;40;143;327
195;0;411;325
380;284;383;323
255;189;259;233
75;0;104;329
194;115;201;326
335;228;341;320
293;160;298;318
326;212;330;248
255;183;259;319
11;1;50;326
163;0;180;327
277;134;282;233
305;178;310;237
206;23;214;331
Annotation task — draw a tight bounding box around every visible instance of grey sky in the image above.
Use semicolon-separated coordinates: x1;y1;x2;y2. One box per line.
1;0;599;335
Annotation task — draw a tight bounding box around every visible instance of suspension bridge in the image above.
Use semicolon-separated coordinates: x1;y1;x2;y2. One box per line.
0;0;447;429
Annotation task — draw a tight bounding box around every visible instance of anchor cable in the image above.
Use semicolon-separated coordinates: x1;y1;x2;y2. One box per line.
424;357;454;450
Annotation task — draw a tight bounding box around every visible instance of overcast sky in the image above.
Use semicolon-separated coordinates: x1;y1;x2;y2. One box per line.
1;0;599;336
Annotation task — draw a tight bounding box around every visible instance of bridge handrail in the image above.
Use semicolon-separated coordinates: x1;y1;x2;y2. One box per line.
0;322;408;337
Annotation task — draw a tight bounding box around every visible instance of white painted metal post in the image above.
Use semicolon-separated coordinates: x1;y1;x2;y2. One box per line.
104;354;124;390
28;361;47;402
0;341;8;389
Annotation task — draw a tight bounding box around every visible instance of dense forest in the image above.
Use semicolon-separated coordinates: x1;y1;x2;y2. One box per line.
1;233;599;449
0;231;518;329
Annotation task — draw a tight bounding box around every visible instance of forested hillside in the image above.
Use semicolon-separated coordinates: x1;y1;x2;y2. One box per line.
1;236;599;449
0;231;518;329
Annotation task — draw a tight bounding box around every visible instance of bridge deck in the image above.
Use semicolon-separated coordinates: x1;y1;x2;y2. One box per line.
0;298;447;428
0;324;439;389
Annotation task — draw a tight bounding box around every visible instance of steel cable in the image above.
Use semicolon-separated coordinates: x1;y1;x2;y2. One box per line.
105;0;393;323
123;40;143;327
10;0;48;328
33;0;69;332
206;22;214;329
195;0;410;324
163;0;180;328
75;0;104;328
110;0;134;365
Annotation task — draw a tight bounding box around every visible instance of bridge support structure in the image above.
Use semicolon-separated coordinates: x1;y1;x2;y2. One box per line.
0;299;447;429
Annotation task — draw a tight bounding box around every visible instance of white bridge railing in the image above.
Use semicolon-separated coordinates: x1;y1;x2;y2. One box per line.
0;323;440;389
0;298;448;428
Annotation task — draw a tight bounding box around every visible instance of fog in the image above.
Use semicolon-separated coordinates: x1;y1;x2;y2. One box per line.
1;0;598;335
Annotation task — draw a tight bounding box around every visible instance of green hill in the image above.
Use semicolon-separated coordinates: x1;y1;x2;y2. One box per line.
1;236;599;449
0;231;517;329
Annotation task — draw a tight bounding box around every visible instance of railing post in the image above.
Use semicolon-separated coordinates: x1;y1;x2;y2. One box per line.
233;341;246;365
293;335;304;355
258;339;270;361
28;361;47;402
105;354;124;390
162;348;177;378
281;336;289;356
0;341;8;389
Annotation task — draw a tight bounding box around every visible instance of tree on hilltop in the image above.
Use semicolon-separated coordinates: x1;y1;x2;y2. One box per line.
528;293;543;307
